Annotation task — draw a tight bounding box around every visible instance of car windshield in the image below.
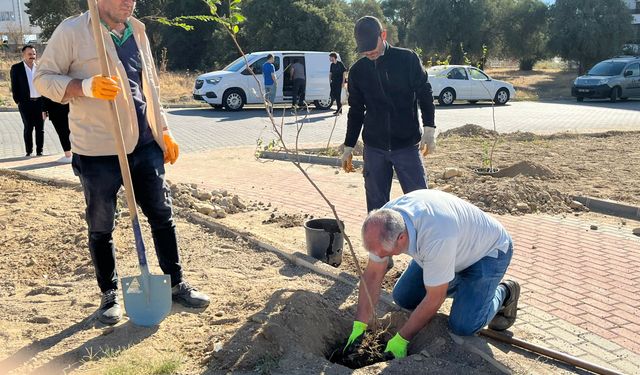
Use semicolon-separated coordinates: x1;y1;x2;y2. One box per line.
224;55;255;72
587;61;627;76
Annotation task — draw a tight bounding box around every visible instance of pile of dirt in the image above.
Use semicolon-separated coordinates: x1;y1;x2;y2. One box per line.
439;124;499;139
262;212;311;228
493;160;556;179
436;176;570;215
170;182;252;218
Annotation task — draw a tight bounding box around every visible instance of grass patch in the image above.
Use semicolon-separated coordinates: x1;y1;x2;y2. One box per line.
254;353;281;375
82;347;183;375
485;67;577;101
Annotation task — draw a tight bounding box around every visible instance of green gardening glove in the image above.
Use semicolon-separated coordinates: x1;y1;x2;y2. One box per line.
384;333;409;359
343;321;367;353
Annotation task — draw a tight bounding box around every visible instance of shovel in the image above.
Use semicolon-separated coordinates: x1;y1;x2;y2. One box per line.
87;0;171;327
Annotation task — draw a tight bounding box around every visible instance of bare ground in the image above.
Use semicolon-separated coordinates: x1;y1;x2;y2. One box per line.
306;127;640;216
0;174;582;375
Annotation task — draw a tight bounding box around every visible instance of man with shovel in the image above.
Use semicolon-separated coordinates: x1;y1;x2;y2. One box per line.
344;189;520;359
34;0;209;325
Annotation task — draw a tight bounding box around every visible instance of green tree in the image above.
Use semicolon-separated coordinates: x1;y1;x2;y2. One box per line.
381;0;415;45
500;0;550;70
407;0;492;65
549;0;634;74
240;0;356;65
25;0;85;40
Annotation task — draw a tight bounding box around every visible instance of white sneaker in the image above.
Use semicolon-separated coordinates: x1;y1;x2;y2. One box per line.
56;155;72;164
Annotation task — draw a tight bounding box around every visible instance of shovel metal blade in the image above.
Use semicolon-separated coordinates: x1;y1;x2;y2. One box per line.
122;273;171;327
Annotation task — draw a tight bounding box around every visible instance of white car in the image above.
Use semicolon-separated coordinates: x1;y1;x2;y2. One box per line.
427;65;516;106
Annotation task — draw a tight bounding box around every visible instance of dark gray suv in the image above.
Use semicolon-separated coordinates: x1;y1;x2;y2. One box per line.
572;56;640;102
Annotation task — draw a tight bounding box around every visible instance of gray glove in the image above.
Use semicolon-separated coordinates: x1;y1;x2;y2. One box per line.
420;127;436;155
341;146;354;172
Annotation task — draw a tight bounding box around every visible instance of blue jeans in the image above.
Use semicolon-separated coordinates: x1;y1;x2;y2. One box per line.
392;243;513;336
265;84;276;106
72;142;183;292
363;144;428;211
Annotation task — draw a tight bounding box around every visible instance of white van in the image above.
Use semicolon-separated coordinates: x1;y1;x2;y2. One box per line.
192;51;337;111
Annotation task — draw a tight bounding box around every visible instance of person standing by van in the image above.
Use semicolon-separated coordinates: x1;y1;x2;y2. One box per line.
290;59;306;109
262;54;277;113
341;16;436;212
329;52;347;115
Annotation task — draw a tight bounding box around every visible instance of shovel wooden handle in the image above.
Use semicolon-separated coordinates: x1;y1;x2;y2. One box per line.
87;0;148;268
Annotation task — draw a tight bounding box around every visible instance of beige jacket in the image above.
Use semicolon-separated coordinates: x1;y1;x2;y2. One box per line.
34;12;168;156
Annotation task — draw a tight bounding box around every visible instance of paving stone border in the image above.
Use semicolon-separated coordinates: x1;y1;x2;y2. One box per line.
573;196;640;220
259;150;364;168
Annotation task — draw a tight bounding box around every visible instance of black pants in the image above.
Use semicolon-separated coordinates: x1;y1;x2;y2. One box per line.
330;83;343;111
48;103;71;152
18;99;44;154
71;142;183;292
292;78;306;106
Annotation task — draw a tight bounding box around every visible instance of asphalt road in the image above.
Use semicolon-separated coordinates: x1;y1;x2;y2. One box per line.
1;99;639;157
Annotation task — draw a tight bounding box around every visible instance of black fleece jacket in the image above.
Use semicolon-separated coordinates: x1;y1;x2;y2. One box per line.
345;43;435;151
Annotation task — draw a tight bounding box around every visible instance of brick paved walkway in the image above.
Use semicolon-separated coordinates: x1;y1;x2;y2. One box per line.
1;148;639;373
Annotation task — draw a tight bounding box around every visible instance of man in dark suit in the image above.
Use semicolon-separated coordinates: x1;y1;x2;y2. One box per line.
10;45;46;157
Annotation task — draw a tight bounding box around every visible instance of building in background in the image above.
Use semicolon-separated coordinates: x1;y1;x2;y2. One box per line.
0;0;41;45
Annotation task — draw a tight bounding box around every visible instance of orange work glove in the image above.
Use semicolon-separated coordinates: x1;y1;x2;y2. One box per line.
82;75;120;100
163;130;179;164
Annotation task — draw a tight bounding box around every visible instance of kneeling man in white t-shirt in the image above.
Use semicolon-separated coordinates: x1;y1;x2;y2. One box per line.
343;189;520;359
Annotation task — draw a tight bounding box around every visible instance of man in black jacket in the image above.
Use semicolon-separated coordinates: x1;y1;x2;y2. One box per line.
342;16;436;212
10;45;46;157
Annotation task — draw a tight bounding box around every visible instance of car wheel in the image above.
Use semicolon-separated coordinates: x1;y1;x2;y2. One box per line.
223;89;245;111
314;99;332;110
577;97;584;102
494;88;510;105
438;88;456;106
468;100;479;104
209;104;223;109
609;87;620;103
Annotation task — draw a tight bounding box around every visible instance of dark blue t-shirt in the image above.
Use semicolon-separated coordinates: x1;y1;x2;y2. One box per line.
115;36;154;147
262;62;275;85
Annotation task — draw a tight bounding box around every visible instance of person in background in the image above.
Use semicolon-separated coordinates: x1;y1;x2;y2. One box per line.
262;54;277;113
43;98;72;163
10;45;46;157
290;59;306;109
329;52;347;115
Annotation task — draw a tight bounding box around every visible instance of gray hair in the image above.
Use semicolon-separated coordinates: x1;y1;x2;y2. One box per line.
362;208;406;252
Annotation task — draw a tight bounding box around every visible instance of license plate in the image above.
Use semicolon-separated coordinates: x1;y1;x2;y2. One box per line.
578;89;589;93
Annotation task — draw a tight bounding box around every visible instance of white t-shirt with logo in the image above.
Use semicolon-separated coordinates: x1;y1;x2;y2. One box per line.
369;190;512;287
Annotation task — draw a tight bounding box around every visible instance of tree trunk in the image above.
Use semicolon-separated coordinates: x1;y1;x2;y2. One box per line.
519;58;536;71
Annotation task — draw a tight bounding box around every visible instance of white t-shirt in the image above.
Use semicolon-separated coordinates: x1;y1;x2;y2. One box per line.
369;190;512;287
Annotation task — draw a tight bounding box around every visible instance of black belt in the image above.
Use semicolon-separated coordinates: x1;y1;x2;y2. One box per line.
29;98;41;101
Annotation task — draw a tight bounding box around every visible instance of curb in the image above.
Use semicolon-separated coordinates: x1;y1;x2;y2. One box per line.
163;103;210;109
259;150;364;168
573;195;640;220
0;107;19;112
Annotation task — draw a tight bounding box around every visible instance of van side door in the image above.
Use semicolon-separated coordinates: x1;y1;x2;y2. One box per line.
623;63;640;98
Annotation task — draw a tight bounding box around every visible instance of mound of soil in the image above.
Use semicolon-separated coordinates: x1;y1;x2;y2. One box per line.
262;212;310;228
493;161;556;179
437;176;570;215
439;124;498;139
